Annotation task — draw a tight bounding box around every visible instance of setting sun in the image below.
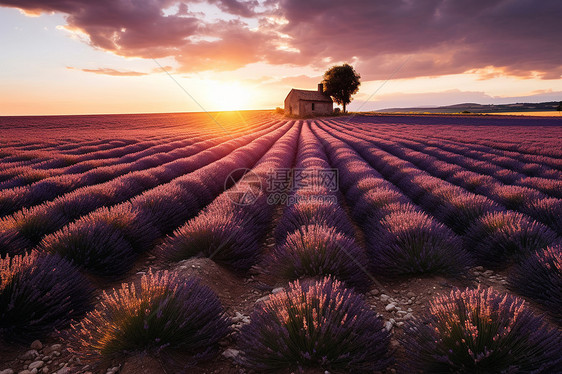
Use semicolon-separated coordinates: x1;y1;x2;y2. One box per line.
201;80;255;111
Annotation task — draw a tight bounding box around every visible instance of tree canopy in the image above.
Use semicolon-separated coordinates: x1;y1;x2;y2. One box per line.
322;64;361;113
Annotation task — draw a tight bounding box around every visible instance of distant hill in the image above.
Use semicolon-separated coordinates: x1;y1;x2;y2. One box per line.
378;101;561;114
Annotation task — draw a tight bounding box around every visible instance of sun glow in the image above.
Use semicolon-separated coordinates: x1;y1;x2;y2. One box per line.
204;80;255;111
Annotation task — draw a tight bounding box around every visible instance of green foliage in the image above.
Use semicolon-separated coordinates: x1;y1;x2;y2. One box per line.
322;64;361;113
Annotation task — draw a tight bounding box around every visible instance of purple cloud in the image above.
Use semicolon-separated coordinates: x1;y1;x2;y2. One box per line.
2;0;561;79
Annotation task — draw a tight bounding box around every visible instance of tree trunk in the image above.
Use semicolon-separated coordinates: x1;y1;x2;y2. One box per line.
343;102;346;113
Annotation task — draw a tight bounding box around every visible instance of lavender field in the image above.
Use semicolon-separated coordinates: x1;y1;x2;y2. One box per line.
1;111;561;374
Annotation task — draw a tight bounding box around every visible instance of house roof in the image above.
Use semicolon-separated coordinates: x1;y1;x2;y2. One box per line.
288;89;333;102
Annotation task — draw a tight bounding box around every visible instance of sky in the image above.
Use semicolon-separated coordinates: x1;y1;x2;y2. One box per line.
0;0;561;115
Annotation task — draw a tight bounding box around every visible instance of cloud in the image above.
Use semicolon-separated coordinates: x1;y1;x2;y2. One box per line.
3;0;562;80
67;66;149;76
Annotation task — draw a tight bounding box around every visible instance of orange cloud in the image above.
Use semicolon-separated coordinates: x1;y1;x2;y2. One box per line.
66;67;149;76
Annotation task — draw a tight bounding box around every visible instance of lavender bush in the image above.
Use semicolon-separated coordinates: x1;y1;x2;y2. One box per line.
464;211;559;268
158;211;260;272
402;287;562;373
434;193;500;234
269;224;370;291
238;277;392;372
274;201;355;243
40;219;137;277
351;187;409;221
0;252;93;343
367;210;471;276
509;246;562;324
70;271;229;361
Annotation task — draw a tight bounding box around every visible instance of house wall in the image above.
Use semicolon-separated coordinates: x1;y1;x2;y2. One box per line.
284;93;300;116
299;101;333;116
284;93;333;116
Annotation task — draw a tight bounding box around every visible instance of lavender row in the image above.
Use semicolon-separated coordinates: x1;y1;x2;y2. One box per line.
157;122;301;272
312;123;471;277
0;119;260;185
0;137;202;203
354;115;562;159
329;120;562;236
0;120;286;256
267;123;370;290
413;136;562;179
36;123;292;277
362;121;562;174
0;137;154;172
0;129;218;180
350;122;562;198
364;130;562;197
0;111;257;171
0;136;192;187
323;121;560;269
0;138;140;168
332;120;562;321
0;118;276;215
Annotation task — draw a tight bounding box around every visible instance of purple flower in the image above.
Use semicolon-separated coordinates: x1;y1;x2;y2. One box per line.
238;277;392;372
402;286;562;372
0;252;93;343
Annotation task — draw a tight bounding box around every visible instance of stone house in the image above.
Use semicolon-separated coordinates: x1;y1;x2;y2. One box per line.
284;84;333;116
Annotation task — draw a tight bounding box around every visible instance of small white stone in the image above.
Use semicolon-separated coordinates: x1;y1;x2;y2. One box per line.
384;321;393;332
20;351;39;361
28;362;43;370
232;312;245;323
380;294;390;302
222;348;240;360
385;303;396;312
272;287;284;294
0;369;14;374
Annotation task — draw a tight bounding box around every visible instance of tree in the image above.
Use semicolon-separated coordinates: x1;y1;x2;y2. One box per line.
557;101;562;112
322;64;361;113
